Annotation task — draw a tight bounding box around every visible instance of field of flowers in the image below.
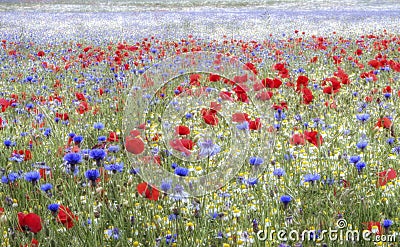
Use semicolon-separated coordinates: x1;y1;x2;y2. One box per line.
0;15;400;247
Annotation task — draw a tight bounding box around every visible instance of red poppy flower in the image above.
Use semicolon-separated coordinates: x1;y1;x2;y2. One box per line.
322;77;341;94
210;102;222;112
232;84;249;103
273;63;285;71
296;75;309;91
190;73;201;85
382;86;392;93
55;112;69;121
107;131;119;142
377;168;397;187
180;139;194;150
368;59;381;69
364;221;382;235
56;205;78;229
13;150;32;161
37;50;45;57
333;56;342;64
22;238;39;247
256;91;273;101
304;131;323;147
169;139;191;156
375;117;392;129
75;92;86;101
125;136;145;155
249;118;262;130
244;62;258;75
17;212;42;233
175;125;190;135
272;101;288;110
253;83;264;91
137;182;159;201
209;73;221;82
77;101;90;114
301;87;314;104
232;112;250;122
219;91;234;102
0;98;10;112
39;168;52;181
202;112;218;126
262;78;282;89
290;133;305;145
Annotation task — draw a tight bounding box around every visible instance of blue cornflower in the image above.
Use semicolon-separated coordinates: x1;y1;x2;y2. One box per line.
356;114;370;122
174;167;189;177
25;171;41;183
294;114;302;121
3;139;12;147
303;173;321;183
322;178;335;185
273;168;285;178
249;157;264;166
26;103;34;109
185;113;193;119
160;180;172;192
47;203;60;212
1;176;8;183
106;228;120;240
384;93;391;99
73;135;84;144
383;219;393;228
392;146;400;155
89;149;107;160
236;121;249;130
210;212;219;220
85;169;100;181
64;153;82;165
93;122;104;130
171;163;178;169
40;183;53;192
247;178;258;186
355;162;366;172
349;155;361;164
98;136;107;142
68;133;76;138
356;140;368;150
280;195;292;205
9;153;24;163
168;214;179;221
104;163;124;173
8;172;19;182
129;168;140;175
198;139;221;157
43;128;51;137
274;109;286;121
387;138;395;145
108;145;120;153
284;153;294;160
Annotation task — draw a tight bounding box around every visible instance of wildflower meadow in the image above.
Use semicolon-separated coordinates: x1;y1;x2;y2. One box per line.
0;1;400;246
